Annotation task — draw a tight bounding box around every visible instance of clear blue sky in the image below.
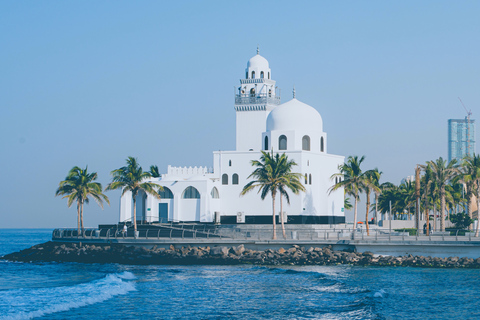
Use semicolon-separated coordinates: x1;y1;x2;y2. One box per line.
1;1;479;227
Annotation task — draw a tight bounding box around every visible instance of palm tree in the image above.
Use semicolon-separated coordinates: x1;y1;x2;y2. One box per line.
461;155;480;235
370;169;383;225
399;180;416;219
329;155;366;227
344;197;353;210
423;157;459;231
240;151;304;240
56;166;109;236
277;154;306;239
363;169;380;235
149;165;161;178
105;157;162;236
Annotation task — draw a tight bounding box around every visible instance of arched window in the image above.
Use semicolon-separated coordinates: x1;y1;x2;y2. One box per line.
232;174;239;185
229;160;232;167
302;135;310;151
264;136;269;150
339;177;342;183
252;71;255;79
246;71;248;79
279;135;287;150
305;173;308;184
268;72;270;79
158;187;173;199
309;174;312;185
335;177;338;184
182;186;200;199
321;137;324;152
268;89;272;97
222;174;228;185
260;71;264;78
210;187;219;199
250;88;255;96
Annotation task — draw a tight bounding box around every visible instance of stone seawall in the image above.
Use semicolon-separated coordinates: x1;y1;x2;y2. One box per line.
3;241;480;268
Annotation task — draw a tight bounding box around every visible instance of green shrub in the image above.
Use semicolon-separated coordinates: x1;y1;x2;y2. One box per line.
449;213;474;230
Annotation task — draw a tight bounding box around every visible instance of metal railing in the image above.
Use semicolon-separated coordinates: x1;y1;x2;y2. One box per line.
53;223;224;241
235;94;281;106
52;226;480;242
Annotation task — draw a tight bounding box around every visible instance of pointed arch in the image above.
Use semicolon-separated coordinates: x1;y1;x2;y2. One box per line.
158;187;173;199
210;187;219;199
252;71;255;79
232;173;239;185
309;174;312;185
321;137;324;152
182;186;200;199
260;71;264;78
264;136;269;150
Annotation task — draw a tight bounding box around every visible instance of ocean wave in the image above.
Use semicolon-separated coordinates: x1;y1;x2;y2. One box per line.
0;271;136;320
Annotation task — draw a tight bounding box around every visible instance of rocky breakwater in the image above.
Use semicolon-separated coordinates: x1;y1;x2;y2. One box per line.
2;242;480;268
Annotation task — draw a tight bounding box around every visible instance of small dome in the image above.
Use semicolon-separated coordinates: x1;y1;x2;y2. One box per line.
247;54;269;70
266;98;323;132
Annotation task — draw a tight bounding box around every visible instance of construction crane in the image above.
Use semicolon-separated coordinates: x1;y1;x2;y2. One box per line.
458;97;472;157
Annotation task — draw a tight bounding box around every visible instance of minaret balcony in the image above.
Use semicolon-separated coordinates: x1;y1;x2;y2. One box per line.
240;78;275;85
235;93;281;106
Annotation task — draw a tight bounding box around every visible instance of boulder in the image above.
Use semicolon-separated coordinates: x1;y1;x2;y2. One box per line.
210;246;229;256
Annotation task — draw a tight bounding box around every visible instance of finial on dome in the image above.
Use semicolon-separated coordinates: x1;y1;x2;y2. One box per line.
293;86;296;99
256;45;259;55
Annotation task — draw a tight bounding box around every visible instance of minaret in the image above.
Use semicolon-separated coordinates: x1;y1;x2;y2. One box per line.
235;48;281;151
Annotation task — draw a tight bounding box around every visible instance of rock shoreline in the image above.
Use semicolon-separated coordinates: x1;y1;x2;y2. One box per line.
2;241;480;268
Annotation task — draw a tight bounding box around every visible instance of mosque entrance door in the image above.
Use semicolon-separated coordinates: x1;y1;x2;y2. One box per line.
159;203;168;223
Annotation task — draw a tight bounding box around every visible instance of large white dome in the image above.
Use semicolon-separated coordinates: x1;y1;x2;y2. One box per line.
247;54;269;70
266;98;323;132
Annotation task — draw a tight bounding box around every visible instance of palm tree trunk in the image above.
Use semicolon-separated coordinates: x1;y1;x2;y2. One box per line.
133;197;137;237
280;193;286;239
365;191;370;236
375;194;378;225
353;195;358;228
272;193;277;240
476;197;480;237
80;202;84;237
440;187;446;231
76;202;81;237
468;196;473;231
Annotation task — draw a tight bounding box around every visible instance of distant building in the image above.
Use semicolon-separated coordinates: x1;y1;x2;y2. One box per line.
401;175;415;185
448;118;475;163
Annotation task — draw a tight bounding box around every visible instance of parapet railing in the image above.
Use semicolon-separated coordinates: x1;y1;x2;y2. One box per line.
219;227;480;242
52;227;480;242
52;224;225;241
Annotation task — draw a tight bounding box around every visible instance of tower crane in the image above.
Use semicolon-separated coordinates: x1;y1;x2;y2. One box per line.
458;97;472;157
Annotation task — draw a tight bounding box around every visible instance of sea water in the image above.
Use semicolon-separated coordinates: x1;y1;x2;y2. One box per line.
1;229;480;320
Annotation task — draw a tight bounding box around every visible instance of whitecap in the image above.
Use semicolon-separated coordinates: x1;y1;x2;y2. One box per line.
0;272;136;320
374;289;386;298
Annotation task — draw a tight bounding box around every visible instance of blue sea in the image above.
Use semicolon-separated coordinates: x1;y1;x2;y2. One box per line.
1;229;480;320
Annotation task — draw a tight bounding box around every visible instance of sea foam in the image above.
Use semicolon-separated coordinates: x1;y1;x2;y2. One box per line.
0;272;136;320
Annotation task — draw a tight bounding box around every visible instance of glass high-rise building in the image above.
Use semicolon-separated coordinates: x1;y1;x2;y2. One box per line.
448;118;475;162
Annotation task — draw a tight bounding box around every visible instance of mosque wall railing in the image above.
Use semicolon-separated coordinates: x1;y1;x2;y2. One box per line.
235;94;281;106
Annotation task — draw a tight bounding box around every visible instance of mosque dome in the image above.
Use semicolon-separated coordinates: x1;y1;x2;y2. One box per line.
266;98;323;132
247;54;269;70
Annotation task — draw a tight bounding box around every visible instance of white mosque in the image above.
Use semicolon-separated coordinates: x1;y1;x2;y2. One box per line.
119;50;346;225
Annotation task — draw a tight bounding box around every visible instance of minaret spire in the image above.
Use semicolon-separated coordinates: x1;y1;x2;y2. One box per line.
293;86;296;99
256;45;259;55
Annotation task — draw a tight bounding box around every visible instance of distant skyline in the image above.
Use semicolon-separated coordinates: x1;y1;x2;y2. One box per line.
1;1;479;227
